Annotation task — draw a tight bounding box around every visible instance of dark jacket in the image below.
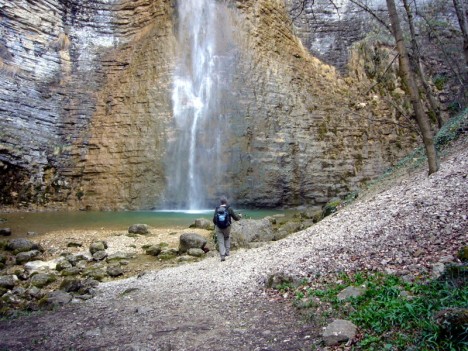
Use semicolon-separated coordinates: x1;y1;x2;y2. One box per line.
213;205;241;227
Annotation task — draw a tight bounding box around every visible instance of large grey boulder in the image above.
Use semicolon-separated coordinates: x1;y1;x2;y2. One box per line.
0;275;17;290
6;239;42;253
230;219;275;248
89;241;108;255
30;273;57;288
322;319;357;346
191;218;213;230
179;233;207;254
128;224;149;235
42;291;72;308
15;250;41;264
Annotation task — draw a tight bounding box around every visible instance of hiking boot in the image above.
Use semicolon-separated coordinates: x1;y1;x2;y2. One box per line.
221;256;225;262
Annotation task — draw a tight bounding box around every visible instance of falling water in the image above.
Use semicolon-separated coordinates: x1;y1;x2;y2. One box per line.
164;0;236;210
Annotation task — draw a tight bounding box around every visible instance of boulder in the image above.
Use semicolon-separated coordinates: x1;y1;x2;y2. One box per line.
6;238;42;253
107;252;131;262
179;233;207;254
42;291;72;308
145;246;162;256
191;218;213;230
30;273;56;288
158;249;178;260
24;259;58;273
128;224;149;235
187;248;205;257
337;286;366;301
107;264;123;277
0;228;12;236
0;275;17;290
322;319;357;346
89;241;108;255
15;250;41;264
92;250;108;261
59;277;82;293
56;258;73;271
230;219;275;248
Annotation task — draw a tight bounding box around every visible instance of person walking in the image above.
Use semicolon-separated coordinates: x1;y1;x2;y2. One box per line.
213;196;242;261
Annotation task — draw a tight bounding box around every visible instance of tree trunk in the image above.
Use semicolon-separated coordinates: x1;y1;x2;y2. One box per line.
453;0;468;68
402;0;443;128
386;0;439;174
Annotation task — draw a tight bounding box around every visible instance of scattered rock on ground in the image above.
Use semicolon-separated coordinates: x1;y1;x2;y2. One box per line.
322;319;357;346
128;224;149;235
179;233;207;254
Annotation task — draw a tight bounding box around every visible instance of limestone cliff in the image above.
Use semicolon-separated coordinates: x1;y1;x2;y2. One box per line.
0;0;420;210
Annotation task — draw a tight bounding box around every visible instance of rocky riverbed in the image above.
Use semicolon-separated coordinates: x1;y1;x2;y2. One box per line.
0;139;466;350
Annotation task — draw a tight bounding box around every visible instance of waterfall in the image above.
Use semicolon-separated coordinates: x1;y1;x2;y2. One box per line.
164;0;236;210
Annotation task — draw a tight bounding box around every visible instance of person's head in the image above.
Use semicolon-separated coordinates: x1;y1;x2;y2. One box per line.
220;196;228;205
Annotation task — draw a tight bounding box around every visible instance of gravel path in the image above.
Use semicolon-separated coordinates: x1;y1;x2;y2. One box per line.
0;141;466;350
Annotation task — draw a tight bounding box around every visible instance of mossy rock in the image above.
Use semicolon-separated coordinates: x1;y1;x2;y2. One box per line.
323;199;343;217
30;273;56;288
158;249;178;260
457;246;468;262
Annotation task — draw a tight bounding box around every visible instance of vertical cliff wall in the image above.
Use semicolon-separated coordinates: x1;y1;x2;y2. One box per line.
0;0;418;210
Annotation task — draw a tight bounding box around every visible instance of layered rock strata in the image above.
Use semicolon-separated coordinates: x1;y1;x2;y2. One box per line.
0;0;418;210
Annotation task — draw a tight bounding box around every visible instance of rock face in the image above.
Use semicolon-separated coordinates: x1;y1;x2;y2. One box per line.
0;0;432;210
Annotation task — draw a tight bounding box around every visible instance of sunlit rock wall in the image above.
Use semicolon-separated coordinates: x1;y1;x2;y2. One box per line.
0;0;175;210
0;0;418;210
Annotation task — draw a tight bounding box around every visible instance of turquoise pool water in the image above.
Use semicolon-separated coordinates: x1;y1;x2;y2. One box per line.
0;209;290;236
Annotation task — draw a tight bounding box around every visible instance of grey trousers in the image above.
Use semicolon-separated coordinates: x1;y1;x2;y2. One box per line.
216;226;231;257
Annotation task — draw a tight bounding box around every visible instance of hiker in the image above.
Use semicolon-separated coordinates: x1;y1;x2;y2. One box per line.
213;196;242;261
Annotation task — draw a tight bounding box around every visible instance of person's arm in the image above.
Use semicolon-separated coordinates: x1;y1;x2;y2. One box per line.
229;207;242;221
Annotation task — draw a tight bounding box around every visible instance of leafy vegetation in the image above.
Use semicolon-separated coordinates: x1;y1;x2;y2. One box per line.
272;270;467;350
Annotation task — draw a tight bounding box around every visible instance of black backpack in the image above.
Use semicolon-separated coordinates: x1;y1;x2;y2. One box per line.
215;206;230;229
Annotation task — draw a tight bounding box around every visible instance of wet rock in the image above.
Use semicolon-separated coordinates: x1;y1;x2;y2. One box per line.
337;286;366;301
89;241;108;255
15;250;41;264
128;224;149;235
30;273;56;288
0;228;12;236
322;319;357;346
0;275;17;290
179;233;207;254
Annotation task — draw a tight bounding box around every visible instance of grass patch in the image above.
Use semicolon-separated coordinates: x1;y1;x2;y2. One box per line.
273;270;467;350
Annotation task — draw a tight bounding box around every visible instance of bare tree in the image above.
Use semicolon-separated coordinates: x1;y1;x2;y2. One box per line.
402;0;442;128
386;0;439;174
452;0;468;68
